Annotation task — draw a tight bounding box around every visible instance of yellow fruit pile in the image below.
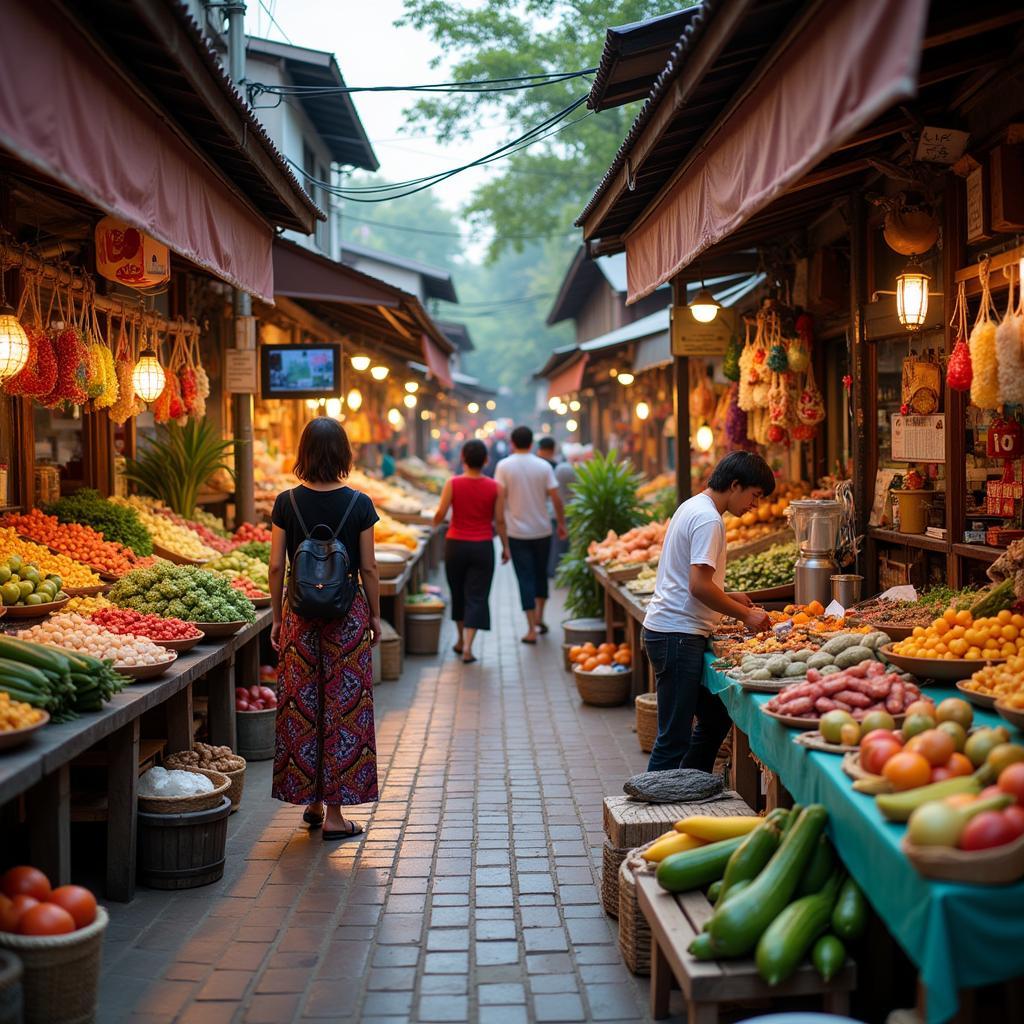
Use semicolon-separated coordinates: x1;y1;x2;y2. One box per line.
62;594;113;616
962;655;1024;705
375;513;419;551
891;608;1024;661
0;691;46;731
110;498;217;561
0;528;101;588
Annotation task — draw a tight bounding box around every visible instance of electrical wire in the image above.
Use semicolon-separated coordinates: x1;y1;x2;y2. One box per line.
255;0;292;45
341;212;576;242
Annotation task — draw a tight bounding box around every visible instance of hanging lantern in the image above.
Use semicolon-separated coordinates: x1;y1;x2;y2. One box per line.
467;401;480;414
346;387;363;411
370;364;389;381
486;399;496;410
635;401;650;421
386;407;403;428
689;287;721;323
420;409;431;421
896;259;930;329
547;396;560;411
403;393;417;409
566;418;579;432
404;380;419;394
695;424;715;451
569;399;581;412
617;372;635;386
325;397;342;417
350;354;371;372
132;348;166;402
556;402;569;416
0;302;30;381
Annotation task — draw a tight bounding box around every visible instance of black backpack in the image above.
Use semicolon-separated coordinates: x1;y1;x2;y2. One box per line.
286;488;361;619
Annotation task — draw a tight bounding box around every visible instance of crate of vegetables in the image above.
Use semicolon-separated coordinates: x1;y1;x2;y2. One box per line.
724;542;797;600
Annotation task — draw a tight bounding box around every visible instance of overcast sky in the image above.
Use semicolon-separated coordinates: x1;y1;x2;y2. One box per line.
246;0;509;228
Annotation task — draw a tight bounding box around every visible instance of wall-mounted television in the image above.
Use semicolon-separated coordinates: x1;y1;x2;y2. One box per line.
260;344;341;400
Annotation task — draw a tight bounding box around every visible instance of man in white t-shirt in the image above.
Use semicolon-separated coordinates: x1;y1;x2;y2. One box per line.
643;452;775;773
495;426;568;643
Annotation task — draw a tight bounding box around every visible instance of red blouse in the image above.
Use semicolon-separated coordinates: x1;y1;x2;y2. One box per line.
447;475;498;542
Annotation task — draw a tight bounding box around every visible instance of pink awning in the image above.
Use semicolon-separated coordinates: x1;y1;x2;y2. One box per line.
423;334;453;389
0;2;275;302
547;354;587;400
625;0;929;302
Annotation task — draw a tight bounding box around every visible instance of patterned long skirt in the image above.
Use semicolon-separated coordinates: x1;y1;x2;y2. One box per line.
272;592;378;806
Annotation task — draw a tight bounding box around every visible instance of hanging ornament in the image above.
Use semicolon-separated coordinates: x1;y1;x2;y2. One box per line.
133;330;166;404
969;258;999;410
0;256;30;381
996;264;1024;406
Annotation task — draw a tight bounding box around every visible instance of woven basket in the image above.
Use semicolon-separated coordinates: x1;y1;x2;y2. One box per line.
601;841;630;918
223;763;246;812
562;643;575;672
635;692;658;753
574;668;629;707
0;907;107;1024
138;767;230;814
618;841;657;975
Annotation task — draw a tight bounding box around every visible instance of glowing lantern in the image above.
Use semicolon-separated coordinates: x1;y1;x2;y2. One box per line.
635;401;650;421
689;287;721;323
404;380;419;394
895;259;929;329
350;354;371;372
386;407;403;428
325;397;342;417
617;372;635;386
346;387;363;411
132;349;166;402
370;365;389;381
0;300;29;381
403;393;417;408
695;424;715;451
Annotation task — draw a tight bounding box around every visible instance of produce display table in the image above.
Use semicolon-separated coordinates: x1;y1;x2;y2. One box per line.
0;609;271;902
591;565;651;697
702;655;1024;1024
380;535;432;650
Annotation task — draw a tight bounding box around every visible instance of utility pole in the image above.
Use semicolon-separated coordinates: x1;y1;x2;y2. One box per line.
224;1;256;526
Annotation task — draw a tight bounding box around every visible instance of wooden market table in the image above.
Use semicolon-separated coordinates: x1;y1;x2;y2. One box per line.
379;534;433;651
591;565;651;697
0;609;271;902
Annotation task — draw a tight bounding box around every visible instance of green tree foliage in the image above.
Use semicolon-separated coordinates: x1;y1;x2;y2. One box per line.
398;1;691;258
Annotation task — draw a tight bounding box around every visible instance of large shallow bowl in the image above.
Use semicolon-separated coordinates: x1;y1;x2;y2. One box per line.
995;700;1024;732
880;644;1003;683
116;654;178;680
195;620;246;638
762;704;906;732
248;595;271;608
793;730;859;755
901;831;1024;884
955;680;998;709
64;583;110;598
0;710;49;751
152;544;210;566
844;616;916;642
2;596;70;619
152;635;202;653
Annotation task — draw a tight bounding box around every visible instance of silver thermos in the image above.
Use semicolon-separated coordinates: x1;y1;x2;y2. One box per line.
786;500;843;608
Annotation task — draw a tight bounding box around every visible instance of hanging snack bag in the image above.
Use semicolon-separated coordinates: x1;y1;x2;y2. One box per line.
970;259;1000;410
947;280;973;392
798;363;826;425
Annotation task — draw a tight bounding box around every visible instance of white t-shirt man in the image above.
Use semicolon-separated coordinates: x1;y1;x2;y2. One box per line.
643;492;727;636
495;452;558;539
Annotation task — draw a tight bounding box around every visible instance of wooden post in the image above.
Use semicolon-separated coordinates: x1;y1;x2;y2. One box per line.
165;684;194;754
27;766;70;886
106;718;140;901
944;179;966;586
206;655;237;749
848;192;868;541
671;278;691;505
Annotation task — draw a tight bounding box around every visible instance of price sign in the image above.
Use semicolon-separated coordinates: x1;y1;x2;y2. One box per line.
225;350;257;394
670;306;737;356
891;414;945;463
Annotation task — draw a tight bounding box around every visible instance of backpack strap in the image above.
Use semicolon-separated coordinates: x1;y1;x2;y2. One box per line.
332;490;361;539
288;488;312;539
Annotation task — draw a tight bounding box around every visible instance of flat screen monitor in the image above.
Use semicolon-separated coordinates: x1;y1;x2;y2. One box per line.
260;344;341;399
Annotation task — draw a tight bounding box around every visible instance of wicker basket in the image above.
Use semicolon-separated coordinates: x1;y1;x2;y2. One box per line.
618;842;656;975
574;667;630;707
223;763;246;812
380;619;403;680
601;841;630;918
635;692;658;752
562;643;575;672
138;767;230;814
0;907;108;1024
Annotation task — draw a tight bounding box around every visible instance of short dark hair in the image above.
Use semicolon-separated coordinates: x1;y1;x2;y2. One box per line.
707;451;775;496
293;416;353;482
511;425;533;450
462;439;487;470
537;437;556;453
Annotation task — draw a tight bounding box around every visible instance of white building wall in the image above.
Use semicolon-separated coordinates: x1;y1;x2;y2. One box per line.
343;255;423;300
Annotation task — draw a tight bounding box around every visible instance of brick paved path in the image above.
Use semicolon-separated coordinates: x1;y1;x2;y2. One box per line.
98;563;653;1023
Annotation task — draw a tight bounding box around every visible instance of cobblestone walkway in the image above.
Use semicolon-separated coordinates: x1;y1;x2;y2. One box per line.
98;563;652;1023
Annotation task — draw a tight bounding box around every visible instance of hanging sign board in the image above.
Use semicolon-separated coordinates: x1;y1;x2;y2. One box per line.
670;306;737;357
891;414;945;463
224;350;258;394
94;217;170;288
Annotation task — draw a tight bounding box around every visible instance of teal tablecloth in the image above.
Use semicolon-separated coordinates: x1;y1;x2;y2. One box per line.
703;654;1024;1024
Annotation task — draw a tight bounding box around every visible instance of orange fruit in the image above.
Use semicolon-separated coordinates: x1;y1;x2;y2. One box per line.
582;642;596;653
598;643;616;656
613;651;631;666
882;751;932;791
945;752;974;777
569;646;583;660
594;653;612;666
582;657;599;672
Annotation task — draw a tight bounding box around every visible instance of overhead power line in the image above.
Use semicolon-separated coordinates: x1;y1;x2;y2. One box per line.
341;212;576;242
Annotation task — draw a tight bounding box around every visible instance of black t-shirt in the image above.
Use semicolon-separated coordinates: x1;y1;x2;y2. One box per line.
271;485;379;571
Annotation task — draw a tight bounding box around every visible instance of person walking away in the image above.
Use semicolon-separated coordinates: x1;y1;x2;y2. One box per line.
537;437;562;579
381;446;396;478
433;439;510;663
494;425;567;643
268;417;381;840
484;432;509;478
643;451;775;773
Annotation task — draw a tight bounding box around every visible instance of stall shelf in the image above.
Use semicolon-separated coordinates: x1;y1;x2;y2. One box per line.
0;609;271;902
702;654;1024;1024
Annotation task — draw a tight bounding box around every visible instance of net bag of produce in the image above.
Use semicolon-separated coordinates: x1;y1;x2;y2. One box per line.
969;260;1000;410
797;363;825;425
3;273;56;398
737;323;756;411
41;323;89;408
996;269;1024;406
786;337;810;372
83;302;107;401
109;317;142;425
724;385;749;445
94;340;119;410
947;280;973;392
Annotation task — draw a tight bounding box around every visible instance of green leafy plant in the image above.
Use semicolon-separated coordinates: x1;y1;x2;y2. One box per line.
123;421;235;518
556;451;646;617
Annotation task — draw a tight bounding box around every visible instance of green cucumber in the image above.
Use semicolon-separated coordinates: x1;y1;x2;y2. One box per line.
0;658;53;688
708;805;828;957
796;835;835;896
831;876;867;941
780;804;802;836
706;879;724;903
687;931;718;960
811;934;846;983
755;870;844;985
716;815;783;906
655;834;748;894
0;635;68;673
703;878;752;930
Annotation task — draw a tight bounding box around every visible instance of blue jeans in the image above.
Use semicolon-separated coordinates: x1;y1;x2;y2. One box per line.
642;629;733;773
508;536;551;611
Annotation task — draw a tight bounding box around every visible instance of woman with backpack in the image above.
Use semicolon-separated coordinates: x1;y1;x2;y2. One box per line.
268;417;380;840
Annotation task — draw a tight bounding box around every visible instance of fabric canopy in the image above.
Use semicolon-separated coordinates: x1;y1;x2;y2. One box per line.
422;333;453;389
0;3;276;302
625;0;929;302
547;355;587;400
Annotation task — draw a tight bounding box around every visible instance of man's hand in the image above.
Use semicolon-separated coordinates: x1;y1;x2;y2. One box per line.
557;522;568;541
730;592;753;608
742;606;773;634
501;546;511;564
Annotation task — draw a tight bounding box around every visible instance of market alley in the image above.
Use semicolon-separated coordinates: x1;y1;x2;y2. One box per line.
97;567;651;1024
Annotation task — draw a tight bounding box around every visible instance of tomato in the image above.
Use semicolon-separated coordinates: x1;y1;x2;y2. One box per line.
258;686;276;703
959;811;1016;851
862;738;903;776
1;866;51;902
49;885;97;929
1003;805;1024;840
998;762;1024;807
882;751;932;791
235;699;250;712
17;902;75;936
906;729;956;767
860;729;902;751
930;766;953;782
0;894;38;931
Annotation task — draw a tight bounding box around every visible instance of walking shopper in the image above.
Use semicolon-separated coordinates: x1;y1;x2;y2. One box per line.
495;425;567;643
433;439;510;663
268;417;380;840
537;437;572;578
643;451;774;773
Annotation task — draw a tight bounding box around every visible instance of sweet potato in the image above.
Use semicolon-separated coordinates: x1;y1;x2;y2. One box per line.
835;689;872;709
885;680;905;715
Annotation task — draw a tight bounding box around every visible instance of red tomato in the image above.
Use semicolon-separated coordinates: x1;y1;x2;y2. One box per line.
18;902;75;935
0;894;38;931
1;866;51;902
249;685;261;699
862;738;903;776
49;885;97;929
235;688;249;700
1003;805;1024;840
998;763;1024;807
258;686;276;703
235;699;250;712
959;811;1016;851
250;700;264;710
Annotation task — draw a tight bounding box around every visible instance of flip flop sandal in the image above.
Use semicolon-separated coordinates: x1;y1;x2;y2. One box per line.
323;821;364;841
303;810;325;828
462;655;478;664
537;623;549;634
521;637;537;645
452;644;463;655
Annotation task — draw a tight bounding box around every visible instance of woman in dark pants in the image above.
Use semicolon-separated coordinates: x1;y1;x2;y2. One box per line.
433;440;510;663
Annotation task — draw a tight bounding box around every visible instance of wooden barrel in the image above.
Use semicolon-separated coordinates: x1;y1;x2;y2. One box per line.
236;707;276;761
563;617;607;646
137;796;231;890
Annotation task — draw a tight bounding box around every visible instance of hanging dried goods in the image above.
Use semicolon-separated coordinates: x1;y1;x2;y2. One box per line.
969;260;1000;410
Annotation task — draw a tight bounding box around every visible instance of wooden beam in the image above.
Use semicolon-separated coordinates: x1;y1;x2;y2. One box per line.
378;305;414;340
581;0;757;240
923;8;1024;50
